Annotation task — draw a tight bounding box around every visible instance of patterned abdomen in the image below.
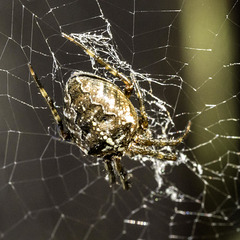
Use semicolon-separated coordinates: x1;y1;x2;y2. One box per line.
63;71;138;156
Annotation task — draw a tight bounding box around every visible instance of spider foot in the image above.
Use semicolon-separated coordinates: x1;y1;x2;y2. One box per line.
112;155;132;190
103;157;116;186
119;172;132;190
108;173;116;187
121;179;132;190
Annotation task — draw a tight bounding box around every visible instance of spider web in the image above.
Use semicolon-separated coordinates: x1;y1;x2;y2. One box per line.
0;0;240;239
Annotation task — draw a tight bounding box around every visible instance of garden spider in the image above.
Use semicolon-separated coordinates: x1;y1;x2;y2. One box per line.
28;32;191;190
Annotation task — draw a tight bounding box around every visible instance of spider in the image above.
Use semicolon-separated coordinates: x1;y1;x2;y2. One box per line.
28;32;191;190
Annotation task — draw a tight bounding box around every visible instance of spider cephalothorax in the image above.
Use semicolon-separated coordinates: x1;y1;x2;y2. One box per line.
28;32;190;190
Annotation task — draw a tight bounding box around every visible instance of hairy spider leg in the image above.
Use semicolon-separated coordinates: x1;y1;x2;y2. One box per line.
28;64;70;140
135;121;191;147
62;32;133;97
134;121;191;147
129;143;177;161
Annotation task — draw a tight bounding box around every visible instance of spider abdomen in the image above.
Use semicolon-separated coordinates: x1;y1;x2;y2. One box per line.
63;71;138;156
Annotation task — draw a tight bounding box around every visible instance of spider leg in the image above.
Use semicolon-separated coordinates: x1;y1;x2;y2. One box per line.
103;155;116;186
130;73;148;129
129;143;177;161
112;155;131;190
62;32;133;97
103;154;131;190
28;64;70;140
135;121;191;147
